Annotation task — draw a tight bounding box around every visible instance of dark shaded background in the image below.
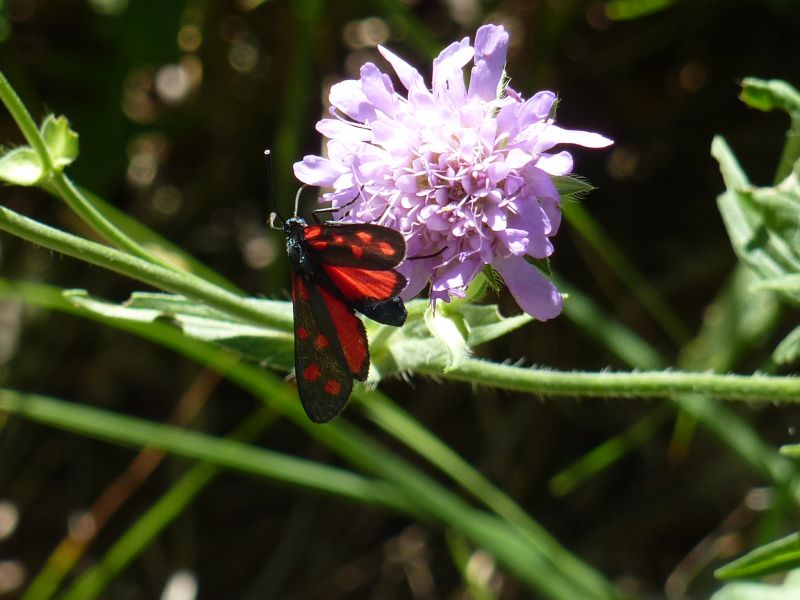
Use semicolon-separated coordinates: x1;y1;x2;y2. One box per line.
1;0;799;598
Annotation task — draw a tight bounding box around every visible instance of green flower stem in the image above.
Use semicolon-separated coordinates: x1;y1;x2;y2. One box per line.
0;69;50;165
775;114;800;184
46;172;181;271
419;357;800;403
0;68;177;271
0;205;291;331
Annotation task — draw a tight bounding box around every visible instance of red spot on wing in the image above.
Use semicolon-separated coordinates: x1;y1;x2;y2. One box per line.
313;333;329;349
324;379;342;395
293;276;309;302
377;241;396;256
304;226;323;240
296;326;309;340
322;265;404;302
355;231;373;243
351;245;364;259
334;235;345;244
318;285;368;378
303;364;321;382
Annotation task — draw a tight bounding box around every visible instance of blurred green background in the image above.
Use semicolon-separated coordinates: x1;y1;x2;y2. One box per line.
1;0;800;598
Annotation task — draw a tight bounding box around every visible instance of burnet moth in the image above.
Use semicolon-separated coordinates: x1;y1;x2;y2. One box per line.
267;154;408;422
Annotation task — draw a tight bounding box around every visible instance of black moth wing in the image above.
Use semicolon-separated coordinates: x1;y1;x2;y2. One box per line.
301;222;409;326
291;271;368;423
302;222;407;270
355;296;407;327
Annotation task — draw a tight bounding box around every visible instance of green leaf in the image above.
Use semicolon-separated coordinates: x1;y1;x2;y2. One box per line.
753;275;800;296
40;114;79;169
553;174;595;200
774;325;800;365
0;388;409;509
455;303;531;346
424;302;470;371
740;78;800;116
368;298;531;378
63;291;530;383
0;146;43;185
713;572;800;600
482;265;504;293
604;0;675;20
713;137;800;305
65;290;295;370
716;534;800;581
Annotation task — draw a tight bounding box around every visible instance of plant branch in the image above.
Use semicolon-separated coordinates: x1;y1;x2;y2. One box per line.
0;68;179;270
418;357;800;403
0;205;291;331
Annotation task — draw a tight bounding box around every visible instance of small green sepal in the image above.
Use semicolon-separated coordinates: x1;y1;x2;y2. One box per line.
0;146;44;185
40;114;79;169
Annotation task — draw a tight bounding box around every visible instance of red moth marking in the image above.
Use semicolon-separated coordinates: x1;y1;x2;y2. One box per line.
324;379;342;395
296;326;309;340
323;265;402;301
377;241;396;256
304;226;323;240
351;245;364;259
318;286;368;377
355;231;373;243
294;277;310;301
334;235;345;244
313;333;329;349
303;364;321;382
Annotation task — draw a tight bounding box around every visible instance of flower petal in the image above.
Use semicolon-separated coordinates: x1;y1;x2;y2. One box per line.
468;24;509;101
535;151;574;176
293;155;349;186
539;125;614;148
360;63;396;115
495;226;528;254
483;203;507;231
378;45;426;92
519;91;555;123
431;254;483;294
432;38;473;102
397;256;437;300
329;79;376;123
493;255;563;320
316;119;371;142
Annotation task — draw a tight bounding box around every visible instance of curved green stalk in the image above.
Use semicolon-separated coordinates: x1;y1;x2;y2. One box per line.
0;205;291;331
419;357;800;403
0;68;178;271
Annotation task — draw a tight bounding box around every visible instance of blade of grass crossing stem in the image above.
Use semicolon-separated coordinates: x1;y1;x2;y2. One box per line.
556;277;665;370
559;277;799;502
561;201;692;346
549;405;674;496
70;185;243;294
0;282;612;600
668;266;781;465
357;388;614;596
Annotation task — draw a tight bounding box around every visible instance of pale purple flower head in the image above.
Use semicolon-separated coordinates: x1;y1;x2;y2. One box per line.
294;24;612;320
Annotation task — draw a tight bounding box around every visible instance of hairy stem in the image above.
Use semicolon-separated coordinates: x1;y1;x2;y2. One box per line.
419;357;800;403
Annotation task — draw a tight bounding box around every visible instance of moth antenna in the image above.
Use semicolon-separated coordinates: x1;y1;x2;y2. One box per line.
268;211;282;230
293;184;308;217
264;149;284;227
